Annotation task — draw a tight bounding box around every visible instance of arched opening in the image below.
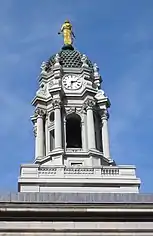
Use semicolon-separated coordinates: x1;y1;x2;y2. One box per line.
66;113;82;148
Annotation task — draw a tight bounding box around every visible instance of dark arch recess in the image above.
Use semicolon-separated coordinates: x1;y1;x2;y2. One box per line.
66;113;82;148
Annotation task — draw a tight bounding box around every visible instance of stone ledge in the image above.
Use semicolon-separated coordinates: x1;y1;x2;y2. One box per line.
0;221;153;232
0;192;153;203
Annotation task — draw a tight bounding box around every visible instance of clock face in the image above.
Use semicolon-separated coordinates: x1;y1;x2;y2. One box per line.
62;75;82;90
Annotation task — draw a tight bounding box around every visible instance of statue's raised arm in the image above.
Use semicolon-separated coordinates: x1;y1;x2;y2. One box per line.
58;20;75;46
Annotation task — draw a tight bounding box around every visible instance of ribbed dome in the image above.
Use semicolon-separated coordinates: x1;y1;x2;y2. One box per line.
46;46;93;71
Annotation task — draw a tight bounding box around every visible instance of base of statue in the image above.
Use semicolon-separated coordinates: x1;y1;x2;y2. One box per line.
62;44;74;50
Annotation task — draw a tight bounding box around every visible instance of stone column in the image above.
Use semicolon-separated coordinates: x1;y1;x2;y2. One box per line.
86;100;96;150
53;99;62;149
35;108;45;159
45;113;48;156
101;109;111;159
95;115;101;151
81;112;87;151
63;116;67;151
33;122;37;159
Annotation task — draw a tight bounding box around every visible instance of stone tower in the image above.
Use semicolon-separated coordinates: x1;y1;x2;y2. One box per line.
18;22;140;193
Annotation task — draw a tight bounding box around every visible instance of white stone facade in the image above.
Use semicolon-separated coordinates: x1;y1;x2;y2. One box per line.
18;49;140;193
19;164;140;193
1;193;153;236
1;221;153;235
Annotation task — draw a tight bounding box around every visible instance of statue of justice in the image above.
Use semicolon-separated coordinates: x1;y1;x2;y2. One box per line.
58;20;75;46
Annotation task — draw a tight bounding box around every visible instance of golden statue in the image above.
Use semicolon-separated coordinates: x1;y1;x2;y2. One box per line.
58;20;75;46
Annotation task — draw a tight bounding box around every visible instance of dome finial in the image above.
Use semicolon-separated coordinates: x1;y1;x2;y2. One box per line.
58;20;75;49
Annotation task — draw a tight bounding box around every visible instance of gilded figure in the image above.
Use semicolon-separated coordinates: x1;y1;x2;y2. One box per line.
58;20;75;45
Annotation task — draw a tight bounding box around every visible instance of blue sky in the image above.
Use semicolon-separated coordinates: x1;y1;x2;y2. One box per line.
0;0;153;192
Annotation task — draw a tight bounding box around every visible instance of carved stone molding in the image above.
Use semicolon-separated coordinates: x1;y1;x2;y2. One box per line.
93;63;99;75
65;106;82;115
35;108;46;117
48;122;54;130
54;53;60;64
40;61;47;74
101;109;109;121
53;54;62;73
45;111;49;120
65;106;76;114
47;111;54;129
84;99;95;110
33;125;37;137
65;106;83;122
52;99;61;109
95;89;106;100
48;79;54;88
81;54;89;68
36;83;47;97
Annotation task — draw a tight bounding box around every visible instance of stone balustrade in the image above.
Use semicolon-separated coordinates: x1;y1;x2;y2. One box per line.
38;166;120;178
66;148;82;152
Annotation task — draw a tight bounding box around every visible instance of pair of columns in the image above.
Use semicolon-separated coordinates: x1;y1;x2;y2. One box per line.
35;100;62;159
34;100;111;160
86;100;111;160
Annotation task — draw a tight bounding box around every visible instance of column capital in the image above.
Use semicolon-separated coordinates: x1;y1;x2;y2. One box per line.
35;108;46;117
84;99;95;110
52;99;61;109
101;109;109;121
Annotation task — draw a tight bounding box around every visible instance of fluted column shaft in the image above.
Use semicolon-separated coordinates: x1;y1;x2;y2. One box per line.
33;123;37;159
86;100;96;150
45;114;48;156
35;109;45;159
81;118;87;151
101;110;111;159
53;100;62;149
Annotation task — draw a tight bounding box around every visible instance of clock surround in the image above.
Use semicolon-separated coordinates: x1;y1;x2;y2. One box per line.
62;74;82;90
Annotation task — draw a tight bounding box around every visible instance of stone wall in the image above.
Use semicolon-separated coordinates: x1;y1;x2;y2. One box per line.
0;221;153;235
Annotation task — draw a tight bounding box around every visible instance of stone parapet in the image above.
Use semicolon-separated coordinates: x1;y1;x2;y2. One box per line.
18;164;140;193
